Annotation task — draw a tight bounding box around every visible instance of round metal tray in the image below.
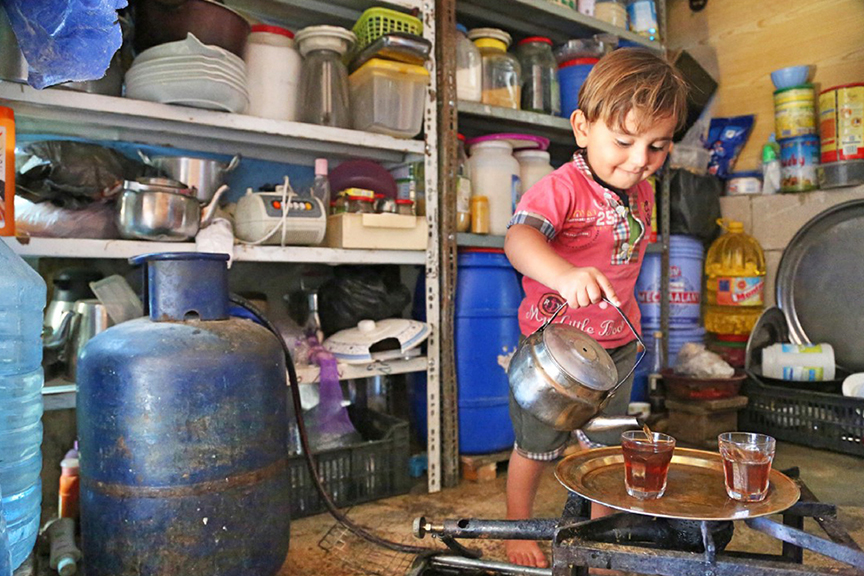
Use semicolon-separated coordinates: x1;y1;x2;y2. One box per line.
776;199;864;372
555;447;800;521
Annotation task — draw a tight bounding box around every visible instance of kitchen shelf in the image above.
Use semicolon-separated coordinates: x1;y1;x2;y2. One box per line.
456;233;506;249
226;0;425;31
455;0;662;48
0;83;425;165
3;237;426;265
43;356;427;411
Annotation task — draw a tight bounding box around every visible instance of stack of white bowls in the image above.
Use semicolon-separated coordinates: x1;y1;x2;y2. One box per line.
126;33;249;113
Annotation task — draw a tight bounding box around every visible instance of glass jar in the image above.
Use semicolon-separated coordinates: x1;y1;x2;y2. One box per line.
375;194;397;214
456;24;482;102
470;196;490;234
594;0;628;28
456;134;472;233
515;37;560;116
395;199;415;216
347;195;375;213
467;28;521;110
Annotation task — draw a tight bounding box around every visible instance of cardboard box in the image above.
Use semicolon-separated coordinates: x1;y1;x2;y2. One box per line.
324;213;426;250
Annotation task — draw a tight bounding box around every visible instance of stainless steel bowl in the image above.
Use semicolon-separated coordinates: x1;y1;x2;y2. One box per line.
144;154;240;202
117;188;202;241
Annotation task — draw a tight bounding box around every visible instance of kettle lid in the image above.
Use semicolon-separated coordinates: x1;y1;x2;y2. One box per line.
542;323;618;391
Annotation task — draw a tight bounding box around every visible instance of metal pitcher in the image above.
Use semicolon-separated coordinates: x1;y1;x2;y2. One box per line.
508;298;645;432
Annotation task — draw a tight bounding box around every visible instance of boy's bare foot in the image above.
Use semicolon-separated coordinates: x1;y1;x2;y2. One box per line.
506;539;548;568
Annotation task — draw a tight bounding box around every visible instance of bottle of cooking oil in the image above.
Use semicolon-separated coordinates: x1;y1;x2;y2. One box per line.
703;219;766;335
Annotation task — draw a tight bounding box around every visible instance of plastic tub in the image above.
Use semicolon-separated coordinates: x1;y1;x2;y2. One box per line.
636;235;704;329
349;58;429;138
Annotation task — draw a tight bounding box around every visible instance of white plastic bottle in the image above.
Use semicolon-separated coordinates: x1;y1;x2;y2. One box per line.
244;25;303;121
468;140;521;236
455;24;482;102
514;150;554;200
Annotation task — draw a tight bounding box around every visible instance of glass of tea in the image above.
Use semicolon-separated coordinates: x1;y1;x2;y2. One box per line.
718;432;776;502
621;430;676;500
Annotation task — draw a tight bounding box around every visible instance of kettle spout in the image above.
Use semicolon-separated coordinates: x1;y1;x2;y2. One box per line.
43;311;79;351
200;184;229;227
582;416;641;436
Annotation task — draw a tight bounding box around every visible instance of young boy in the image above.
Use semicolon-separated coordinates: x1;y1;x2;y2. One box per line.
503;48;688;568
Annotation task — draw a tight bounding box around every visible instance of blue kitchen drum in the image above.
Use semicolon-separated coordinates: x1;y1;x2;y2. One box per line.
636;235;705;329
77;253;290;576
411;249;521;454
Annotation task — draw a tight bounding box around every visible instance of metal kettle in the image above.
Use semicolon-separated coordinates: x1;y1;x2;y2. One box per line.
508;299;645;432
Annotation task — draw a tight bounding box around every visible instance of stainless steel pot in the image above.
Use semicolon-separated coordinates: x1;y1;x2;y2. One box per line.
116;178;226;241
508;299;645;432
139;151;241;202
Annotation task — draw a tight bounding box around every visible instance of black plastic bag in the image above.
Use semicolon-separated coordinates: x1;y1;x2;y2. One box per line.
318;266;411;337
668;169;723;247
16;141;145;209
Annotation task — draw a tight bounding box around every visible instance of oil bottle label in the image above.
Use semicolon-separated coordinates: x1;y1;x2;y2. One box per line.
716;276;764;306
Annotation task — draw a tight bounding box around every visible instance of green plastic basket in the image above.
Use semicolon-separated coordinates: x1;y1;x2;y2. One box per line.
352;7;423;52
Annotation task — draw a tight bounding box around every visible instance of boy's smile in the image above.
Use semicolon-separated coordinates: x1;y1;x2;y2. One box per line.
571;109;677;191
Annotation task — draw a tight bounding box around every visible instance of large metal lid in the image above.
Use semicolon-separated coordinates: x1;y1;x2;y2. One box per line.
543;323;618;391
776;199;864;372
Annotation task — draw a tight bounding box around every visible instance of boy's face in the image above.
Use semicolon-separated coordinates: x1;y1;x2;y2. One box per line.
571;109;676;190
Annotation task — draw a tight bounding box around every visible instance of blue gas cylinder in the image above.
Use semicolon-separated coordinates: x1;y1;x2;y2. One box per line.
0;240;44;571
77;253;290;576
411;249;520;454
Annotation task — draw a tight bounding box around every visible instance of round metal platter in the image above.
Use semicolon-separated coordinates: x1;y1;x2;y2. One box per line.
775;199;864;372
555;447;800;521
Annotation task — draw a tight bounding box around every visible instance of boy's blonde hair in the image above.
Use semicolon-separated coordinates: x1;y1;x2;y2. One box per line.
577;48;688;133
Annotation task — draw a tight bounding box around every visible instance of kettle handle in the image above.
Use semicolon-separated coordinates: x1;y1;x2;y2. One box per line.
602;297;646;393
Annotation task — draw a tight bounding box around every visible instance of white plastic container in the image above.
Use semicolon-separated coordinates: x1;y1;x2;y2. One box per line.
468;140;521;236
456;24;482;102
762;343;836;381
349;58;430;138
514;150;554;199
243;25;302;121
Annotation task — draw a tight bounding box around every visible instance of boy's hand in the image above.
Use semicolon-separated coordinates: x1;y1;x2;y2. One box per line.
551;266;621;309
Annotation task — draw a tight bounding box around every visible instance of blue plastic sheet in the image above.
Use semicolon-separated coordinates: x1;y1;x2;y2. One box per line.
3;0;126;89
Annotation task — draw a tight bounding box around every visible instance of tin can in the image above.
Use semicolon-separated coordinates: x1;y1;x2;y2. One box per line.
779;135;819;193
819;83;864;163
774;85;816;139
725;171;763;196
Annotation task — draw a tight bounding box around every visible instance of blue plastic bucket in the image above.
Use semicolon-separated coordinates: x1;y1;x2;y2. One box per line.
410;249;521;454
636;235;704;329
558;59;597;119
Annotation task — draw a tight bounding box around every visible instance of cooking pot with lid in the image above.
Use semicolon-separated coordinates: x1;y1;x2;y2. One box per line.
508;299;645;432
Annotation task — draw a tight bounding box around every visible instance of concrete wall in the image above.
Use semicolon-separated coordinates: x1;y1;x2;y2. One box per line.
667;0;864;171
719;184;864;307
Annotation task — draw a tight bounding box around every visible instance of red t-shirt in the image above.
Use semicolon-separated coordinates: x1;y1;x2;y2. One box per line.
509;157;654;348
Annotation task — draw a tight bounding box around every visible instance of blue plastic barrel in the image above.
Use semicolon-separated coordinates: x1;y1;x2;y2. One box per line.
0;241;45;571
559;59;596;118
77;253;290;576
411;249;521;454
636;235;704;329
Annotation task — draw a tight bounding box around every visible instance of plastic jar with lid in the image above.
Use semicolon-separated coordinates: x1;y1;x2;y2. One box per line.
467;28;521;110
594;0;628;28
467;139;521;236
456;134;472;232
347;195;375;213
514;150;554;198
456;24;482;102
396;199;415;216
515;37;560;116
244;25;302;121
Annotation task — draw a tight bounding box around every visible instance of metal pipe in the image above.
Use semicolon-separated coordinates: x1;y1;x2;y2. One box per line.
429;554;553;576
414;517;559;540
746;517;864;570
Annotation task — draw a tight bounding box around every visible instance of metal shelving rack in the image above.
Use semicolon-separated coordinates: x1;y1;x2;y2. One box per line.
2;0;446;493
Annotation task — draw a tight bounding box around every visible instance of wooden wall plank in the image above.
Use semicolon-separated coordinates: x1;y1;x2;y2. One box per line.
667;0;864;171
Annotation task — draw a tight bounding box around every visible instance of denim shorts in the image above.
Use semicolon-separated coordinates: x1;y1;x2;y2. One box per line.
509;340;638;461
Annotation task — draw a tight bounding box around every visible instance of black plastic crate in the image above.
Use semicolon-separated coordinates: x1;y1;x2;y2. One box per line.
287;406;410;519
740;373;864;457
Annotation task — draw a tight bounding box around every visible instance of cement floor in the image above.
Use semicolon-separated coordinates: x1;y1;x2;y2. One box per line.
278;443;864;576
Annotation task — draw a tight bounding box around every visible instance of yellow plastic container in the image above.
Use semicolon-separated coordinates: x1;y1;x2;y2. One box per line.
703;219;766;335
349;59;429;138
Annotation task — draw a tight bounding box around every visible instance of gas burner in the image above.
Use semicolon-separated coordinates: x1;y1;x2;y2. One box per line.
412;468;864;576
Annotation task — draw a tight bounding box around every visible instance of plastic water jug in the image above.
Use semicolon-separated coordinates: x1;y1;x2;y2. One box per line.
0;240;45;570
704;220;766;335
0;484;12;576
